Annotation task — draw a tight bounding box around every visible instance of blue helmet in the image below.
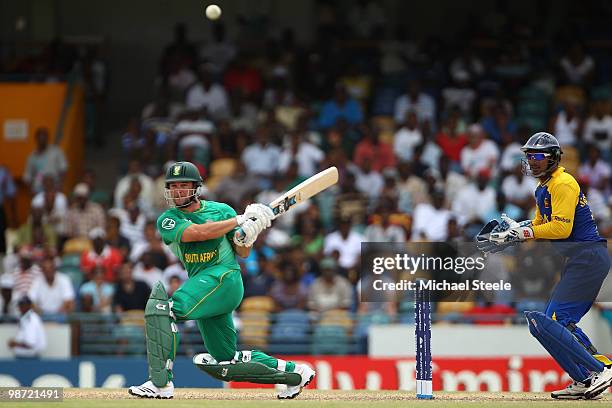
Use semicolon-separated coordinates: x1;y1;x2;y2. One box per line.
520;132;563;177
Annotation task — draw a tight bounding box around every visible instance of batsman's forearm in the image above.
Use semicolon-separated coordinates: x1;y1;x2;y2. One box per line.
181;218;239;242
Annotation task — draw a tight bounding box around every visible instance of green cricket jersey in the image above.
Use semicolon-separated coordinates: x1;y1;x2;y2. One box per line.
156;200;240;278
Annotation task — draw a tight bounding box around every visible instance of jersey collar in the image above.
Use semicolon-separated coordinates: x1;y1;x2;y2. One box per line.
541;166;565;186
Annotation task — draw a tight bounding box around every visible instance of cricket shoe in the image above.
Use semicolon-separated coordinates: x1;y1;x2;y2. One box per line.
551;381;601;400
584;366;612;399
277;363;316;399
128;380;174;399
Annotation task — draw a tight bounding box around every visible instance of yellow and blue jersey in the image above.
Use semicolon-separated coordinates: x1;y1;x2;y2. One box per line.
531;167;604;242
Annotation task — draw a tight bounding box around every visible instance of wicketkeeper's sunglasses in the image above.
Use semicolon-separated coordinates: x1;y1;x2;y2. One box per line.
525;152;551;161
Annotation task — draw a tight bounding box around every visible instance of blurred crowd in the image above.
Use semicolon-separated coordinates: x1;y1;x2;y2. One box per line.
0;1;611;330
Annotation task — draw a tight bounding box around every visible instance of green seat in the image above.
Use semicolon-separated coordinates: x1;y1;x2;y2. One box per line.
517;100;549;117
311;325;349;355
59;266;83;287
518;86;549;101
61;254;81;268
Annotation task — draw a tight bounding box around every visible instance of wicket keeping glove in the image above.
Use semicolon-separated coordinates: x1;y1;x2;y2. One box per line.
489;214;534;244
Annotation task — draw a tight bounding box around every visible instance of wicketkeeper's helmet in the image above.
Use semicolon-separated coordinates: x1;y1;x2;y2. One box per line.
520;132;563;178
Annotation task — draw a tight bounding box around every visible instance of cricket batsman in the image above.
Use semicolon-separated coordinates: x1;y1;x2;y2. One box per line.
128;161;315;399
480;132;611;399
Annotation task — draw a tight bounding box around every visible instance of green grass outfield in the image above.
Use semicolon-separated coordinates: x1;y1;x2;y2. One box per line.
2;389;611;407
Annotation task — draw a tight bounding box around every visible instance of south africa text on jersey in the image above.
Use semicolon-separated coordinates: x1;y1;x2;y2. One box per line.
184;250;219;263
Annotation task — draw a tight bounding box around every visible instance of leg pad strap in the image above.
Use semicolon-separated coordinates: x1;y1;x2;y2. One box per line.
193;353;301;386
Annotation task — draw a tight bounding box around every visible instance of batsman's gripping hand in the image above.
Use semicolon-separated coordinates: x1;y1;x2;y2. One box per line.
233;219;260;247
489;214;534;244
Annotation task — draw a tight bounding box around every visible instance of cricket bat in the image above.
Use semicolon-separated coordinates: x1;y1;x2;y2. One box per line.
270;166;339;218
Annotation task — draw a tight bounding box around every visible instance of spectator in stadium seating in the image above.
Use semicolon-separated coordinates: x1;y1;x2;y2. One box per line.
501;163;538;213
577;176;610;223
396;161;429;212
353;124;396;172
130;221;176;269
441;73;477;120
411;189;452;241
270;262;308;311
162;262;188;290
23;127;68;193
481;104;517;145
499;126;528;173
14;206;58;250
452;169;497;226
113;160;155;210
333;171;369;226
31;174;67;237
559;41;595;87
364;204;406;242
279;129;324;177
551;100;582;147
81;169;111;208
435;112;467;167
307;257;352;312
460;124;500;179
324;218;364;271
161;23;197;75
1;248;42;316
427;157;467;207
79;265;114;313
64;183;106;239
185;63;230;120
113;262;150;312
210;119;247;159
583;101;612;159
393;80;436;128
110;199;147;246
28;256;75;317
106;215;131;260
347;0;386;39
449;47;485;85
352;157;384;201
199;22;237;74
394;111;423;162
7;296;46;358
242;251;276;298
578;145;611;197
0;166;17;256
81;227;123;282
318;83;364;129
132;252;163;289
240;126;282;179
223;56;263;98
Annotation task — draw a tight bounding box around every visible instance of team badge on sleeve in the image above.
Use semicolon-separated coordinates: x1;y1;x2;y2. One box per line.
161;218;176;230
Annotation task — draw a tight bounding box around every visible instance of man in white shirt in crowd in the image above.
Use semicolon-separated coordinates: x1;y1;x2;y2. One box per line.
307;258;353;312
278;130;324;177
23;127;68;194
461;123;499;178
452;169;497;226
29;257;75;317
324;218;364;271
113;160;155;210
501;163;538;212
7;296;46;359
185;64;230;120
241;126;281;178
411;190;452;241
393;80;436;129
582;100;612;158
352;158;384;202
393;110;423;162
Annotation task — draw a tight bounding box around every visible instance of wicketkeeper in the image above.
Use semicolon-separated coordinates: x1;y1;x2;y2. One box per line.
478;132;611;400
128;161;315;399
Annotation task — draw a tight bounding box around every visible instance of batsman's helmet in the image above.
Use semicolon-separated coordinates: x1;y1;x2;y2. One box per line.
520;132;562;178
164;161;203;207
